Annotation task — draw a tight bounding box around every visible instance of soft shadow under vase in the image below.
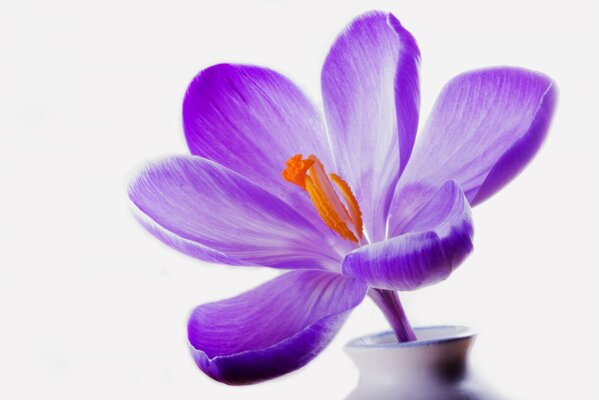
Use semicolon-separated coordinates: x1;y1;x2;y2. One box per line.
345;326;503;400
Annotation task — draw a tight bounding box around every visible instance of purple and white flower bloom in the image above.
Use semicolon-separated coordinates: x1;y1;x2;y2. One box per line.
128;11;556;385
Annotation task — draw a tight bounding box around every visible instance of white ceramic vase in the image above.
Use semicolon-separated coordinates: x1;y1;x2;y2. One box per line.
345;326;504;400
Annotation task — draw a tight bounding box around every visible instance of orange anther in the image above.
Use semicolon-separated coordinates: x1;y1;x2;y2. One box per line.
282;154;315;190
282;154;363;243
330;173;363;239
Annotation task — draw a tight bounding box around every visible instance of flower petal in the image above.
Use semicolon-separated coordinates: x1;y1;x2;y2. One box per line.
321;11;420;242
183;63;333;218
128;156;343;270
342;181;473;291
188;270;367;385
388;67;556;235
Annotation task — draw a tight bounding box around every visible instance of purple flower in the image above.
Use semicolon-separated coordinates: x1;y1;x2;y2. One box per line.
128;11;556;385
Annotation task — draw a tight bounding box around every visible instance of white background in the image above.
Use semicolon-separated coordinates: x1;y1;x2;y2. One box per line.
1;0;598;398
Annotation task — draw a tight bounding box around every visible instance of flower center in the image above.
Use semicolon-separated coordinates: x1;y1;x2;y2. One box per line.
282;154;363;243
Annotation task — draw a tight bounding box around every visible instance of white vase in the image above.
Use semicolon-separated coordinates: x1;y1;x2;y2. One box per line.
345;326;504;400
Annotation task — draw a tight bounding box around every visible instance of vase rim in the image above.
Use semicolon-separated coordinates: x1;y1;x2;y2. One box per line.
345;325;476;350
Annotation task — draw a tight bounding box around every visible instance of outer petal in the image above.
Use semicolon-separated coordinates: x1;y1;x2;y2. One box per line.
188;270;367;385
128;156;342;270
388;67;556;235
183;63;333;219
342;181;473;291
321;11;420;242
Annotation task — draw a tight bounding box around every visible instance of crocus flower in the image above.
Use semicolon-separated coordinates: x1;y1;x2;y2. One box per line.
128;11;556;385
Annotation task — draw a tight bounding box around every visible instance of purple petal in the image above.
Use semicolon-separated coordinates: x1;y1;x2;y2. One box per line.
183;63;334;221
128;156;343;270
188;270;367;385
342;181;473;291
388;67;556;235
321;11;420;242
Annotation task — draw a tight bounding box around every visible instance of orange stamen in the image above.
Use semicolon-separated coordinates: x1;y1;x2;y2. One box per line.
282;154;364;243
282;154;314;190
330;173;363;239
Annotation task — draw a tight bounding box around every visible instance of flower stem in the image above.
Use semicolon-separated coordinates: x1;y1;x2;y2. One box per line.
368;288;417;342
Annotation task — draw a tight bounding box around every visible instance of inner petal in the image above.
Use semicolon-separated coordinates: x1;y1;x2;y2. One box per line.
283;154;364;244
